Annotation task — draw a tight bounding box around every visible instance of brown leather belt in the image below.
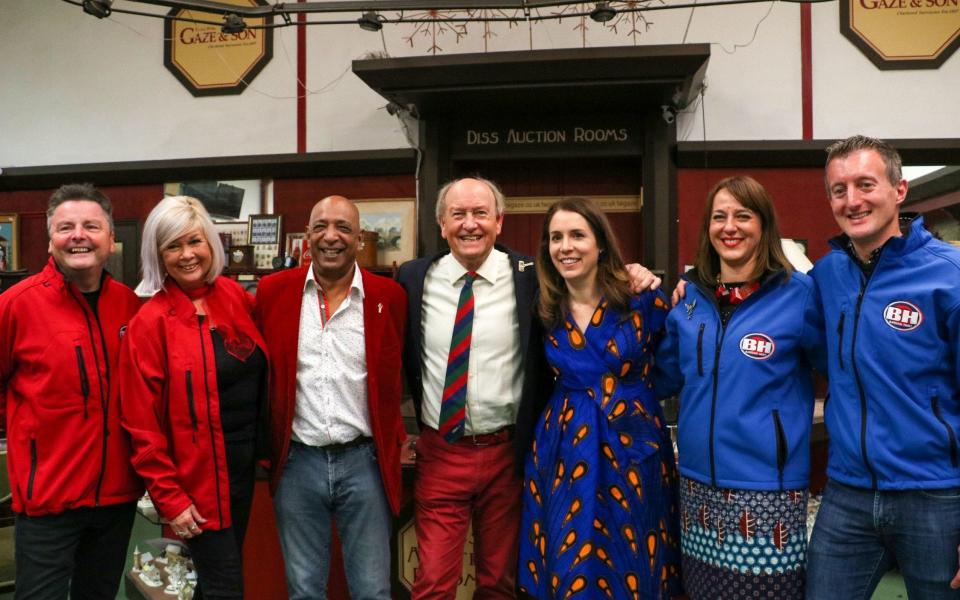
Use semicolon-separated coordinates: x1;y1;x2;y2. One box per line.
453;425;514;447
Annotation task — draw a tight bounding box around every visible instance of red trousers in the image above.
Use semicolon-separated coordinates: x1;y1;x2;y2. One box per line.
412;427;522;599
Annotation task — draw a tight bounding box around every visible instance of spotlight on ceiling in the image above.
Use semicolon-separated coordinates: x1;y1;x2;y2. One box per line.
589;1;617;22
222;13;247;34
358;11;385;32
82;0;113;18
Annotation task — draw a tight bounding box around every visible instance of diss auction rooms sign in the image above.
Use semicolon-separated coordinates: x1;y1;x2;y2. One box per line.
841;0;960;68
164;0;273;96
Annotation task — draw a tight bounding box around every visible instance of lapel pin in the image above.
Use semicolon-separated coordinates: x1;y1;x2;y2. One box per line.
378;302;383;314
518;260;534;272
685;299;697;320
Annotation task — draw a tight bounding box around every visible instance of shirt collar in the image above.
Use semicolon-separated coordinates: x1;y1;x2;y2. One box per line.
441;248;504;286
302;263;365;299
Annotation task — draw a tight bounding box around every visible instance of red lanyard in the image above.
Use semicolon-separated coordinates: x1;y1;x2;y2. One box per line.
317;287;330;329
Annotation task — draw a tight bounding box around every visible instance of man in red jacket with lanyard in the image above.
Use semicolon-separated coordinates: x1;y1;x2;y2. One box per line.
255;195;407;599
0;184;142;599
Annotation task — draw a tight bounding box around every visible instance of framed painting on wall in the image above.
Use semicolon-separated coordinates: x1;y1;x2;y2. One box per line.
248;214;282;269
284;233;311;268
354;199;416;266
0;214;20;271
213;221;250;252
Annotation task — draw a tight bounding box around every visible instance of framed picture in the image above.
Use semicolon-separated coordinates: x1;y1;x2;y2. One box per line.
248;214;282;269
248;214;281;245
0;214;20;271
226;245;255;270
355;198;416;266
284;233;311;268
213;221;249;251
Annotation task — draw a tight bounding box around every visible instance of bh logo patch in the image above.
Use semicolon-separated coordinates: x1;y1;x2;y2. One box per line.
883;301;923;331
740;333;775;360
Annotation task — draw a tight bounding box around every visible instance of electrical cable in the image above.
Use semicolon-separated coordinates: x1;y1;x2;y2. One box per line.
61;0;833;30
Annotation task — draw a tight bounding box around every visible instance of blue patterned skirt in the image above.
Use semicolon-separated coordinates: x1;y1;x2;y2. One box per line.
678;476;807;600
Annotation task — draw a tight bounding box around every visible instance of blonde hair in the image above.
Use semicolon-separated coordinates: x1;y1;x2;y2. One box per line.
136;196;225;296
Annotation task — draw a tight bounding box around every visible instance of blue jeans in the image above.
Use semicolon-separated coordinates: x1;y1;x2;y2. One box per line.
274;440;392;600
807;479;960;599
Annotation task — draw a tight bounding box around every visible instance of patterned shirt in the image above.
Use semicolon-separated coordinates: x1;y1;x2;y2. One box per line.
291;264;371;446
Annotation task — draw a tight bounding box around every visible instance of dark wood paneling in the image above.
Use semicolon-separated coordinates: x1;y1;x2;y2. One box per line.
0;150;416;192
454;157;644;262
353;45;710;117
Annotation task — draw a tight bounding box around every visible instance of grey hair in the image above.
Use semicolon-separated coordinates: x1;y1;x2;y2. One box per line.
47;183;114;233
135;196;225;297
825;135;903;192
434;176;506;221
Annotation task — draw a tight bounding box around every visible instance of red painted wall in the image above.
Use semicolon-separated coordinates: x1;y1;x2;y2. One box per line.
274;175;416;237
677;168;837;274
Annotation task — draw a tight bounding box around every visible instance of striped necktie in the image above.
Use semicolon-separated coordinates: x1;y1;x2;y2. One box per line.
438;271;478;442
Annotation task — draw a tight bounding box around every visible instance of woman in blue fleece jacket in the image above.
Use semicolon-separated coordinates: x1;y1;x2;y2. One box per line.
655;176;824;600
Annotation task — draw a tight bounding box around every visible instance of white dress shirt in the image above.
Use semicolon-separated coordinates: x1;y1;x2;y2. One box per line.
420;249;523;434
291;264;372;446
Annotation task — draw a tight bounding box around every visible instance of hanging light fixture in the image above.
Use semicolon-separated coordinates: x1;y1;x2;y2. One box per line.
82;0;112;18
357;11;385;32
589;1;617;22
221;13;247;34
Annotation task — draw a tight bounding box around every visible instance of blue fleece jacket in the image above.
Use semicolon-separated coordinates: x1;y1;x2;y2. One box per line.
811;216;960;490
655;269;824;491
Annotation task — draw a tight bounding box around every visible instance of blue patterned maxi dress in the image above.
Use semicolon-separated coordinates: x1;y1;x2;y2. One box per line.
519;291;683;599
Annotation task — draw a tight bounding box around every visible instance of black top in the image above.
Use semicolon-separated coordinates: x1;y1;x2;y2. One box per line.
81;289;101;316
201;316;266;444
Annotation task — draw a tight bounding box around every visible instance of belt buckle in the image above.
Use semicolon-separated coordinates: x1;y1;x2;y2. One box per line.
467;433;489;447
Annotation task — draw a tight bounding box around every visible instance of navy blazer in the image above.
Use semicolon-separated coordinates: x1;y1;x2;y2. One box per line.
396;244;551;470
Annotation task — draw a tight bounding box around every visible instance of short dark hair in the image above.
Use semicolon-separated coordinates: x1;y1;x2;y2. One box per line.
825;135;903;188
694;176;793;283
47;183;114;232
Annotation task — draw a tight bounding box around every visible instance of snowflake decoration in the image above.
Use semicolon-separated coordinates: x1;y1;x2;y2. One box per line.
549;3;592;47
400;9;469;55
603;1;661;44
465;8;521;51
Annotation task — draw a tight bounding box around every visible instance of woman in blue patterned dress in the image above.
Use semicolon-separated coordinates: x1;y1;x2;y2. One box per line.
518;197;683;599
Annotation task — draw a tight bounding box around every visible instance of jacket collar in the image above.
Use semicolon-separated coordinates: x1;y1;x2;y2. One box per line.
827;214;928;260
42;256;112;295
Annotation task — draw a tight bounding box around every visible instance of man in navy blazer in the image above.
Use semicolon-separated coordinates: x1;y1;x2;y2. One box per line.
397;177;549;598
397;177;658;598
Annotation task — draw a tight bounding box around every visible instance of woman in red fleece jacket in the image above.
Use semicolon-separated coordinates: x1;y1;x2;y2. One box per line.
121;196;268;600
